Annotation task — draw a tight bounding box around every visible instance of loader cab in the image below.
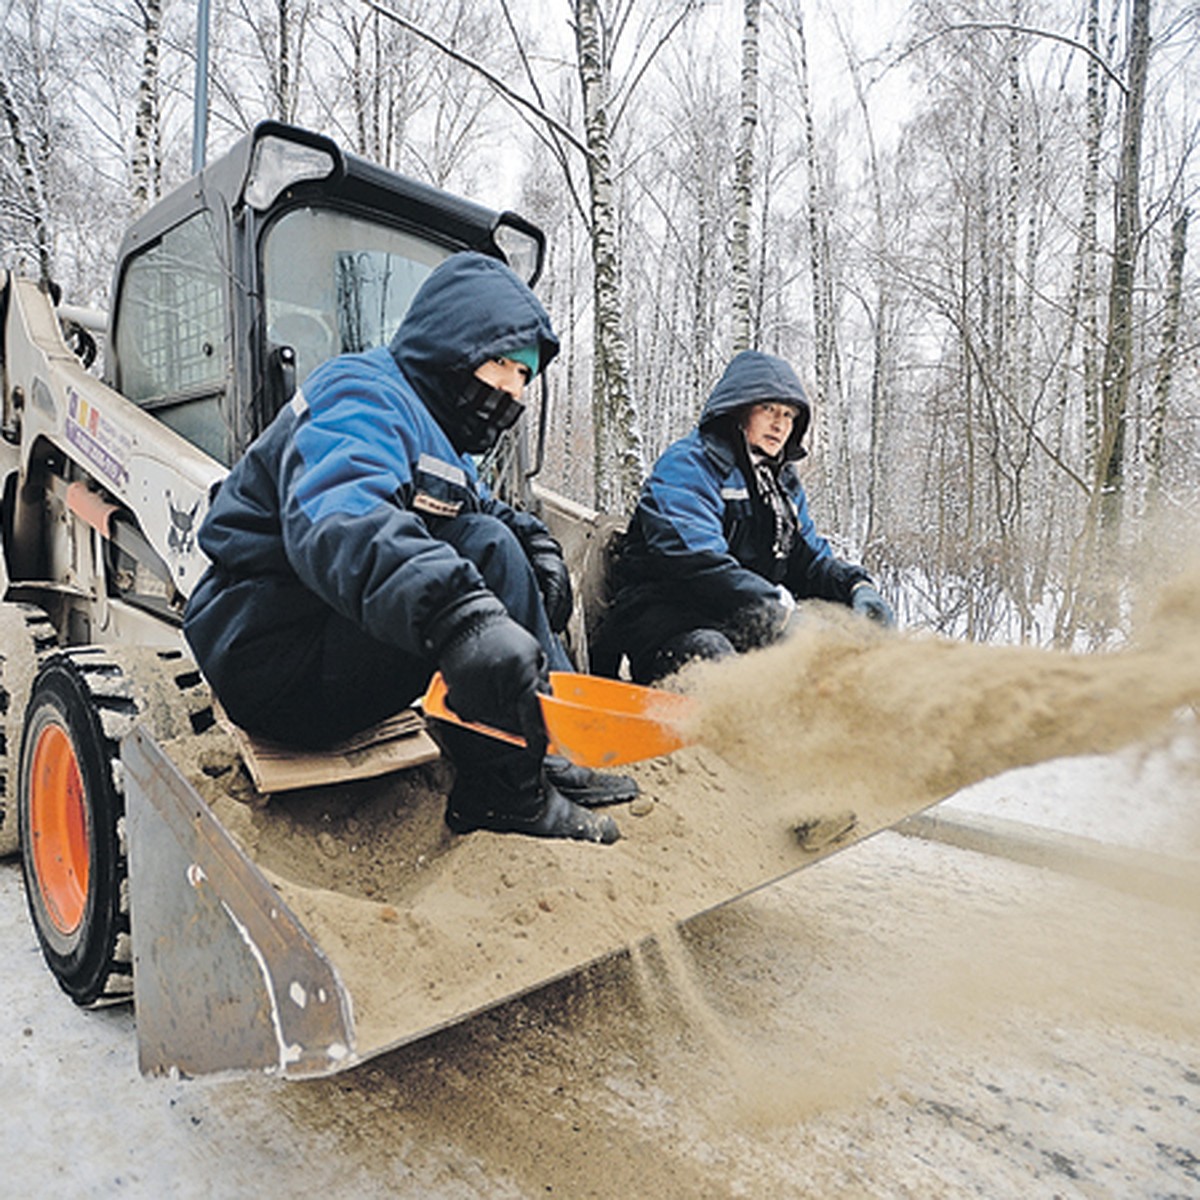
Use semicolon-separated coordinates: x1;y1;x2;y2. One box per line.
105;122;546;499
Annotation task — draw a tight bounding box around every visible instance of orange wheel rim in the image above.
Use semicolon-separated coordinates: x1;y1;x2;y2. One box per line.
29;723;89;934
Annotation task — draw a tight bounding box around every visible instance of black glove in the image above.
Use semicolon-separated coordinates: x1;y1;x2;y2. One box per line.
523;528;573;634
850;582;896;628
433;593;549;754
728;587;794;651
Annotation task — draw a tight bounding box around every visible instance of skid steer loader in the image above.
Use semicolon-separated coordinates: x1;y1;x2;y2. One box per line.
0;121;918;1081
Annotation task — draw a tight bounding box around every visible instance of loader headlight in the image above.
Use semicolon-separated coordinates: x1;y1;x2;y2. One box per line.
244;135;337;211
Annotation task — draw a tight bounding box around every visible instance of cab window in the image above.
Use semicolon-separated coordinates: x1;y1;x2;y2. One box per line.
113;210;231;463
262;206;449;390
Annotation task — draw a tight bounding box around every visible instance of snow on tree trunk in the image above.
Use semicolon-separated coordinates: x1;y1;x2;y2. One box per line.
277;0;292;121
1146;206;1188;499
1096;0;1150;534
573;0;642;512
131;0;162;214
793;13;828;457
0;66;52;285
731;0;759;354
1080;0;1111;473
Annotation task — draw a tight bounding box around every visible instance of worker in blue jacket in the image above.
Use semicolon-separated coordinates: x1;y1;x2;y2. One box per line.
599;349;895;684
184;252;633;845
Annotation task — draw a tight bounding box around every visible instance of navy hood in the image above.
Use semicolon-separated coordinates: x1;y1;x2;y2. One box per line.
389;251;560;409
699;350;812;461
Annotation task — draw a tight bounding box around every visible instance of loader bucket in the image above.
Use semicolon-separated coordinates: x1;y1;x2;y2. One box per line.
121;717;942;1082
123;729;354;1079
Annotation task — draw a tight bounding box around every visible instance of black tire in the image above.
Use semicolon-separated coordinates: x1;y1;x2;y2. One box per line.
17;652;136;1007
0;603;58;858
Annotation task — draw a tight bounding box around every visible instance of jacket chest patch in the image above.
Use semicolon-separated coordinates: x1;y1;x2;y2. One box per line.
412;452;471;518
414;490;464;518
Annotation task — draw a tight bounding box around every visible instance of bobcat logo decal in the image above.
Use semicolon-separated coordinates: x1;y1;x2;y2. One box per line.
166;490;202;561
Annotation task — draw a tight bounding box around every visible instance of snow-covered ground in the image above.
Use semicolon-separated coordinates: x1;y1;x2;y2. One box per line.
944;726;1200;854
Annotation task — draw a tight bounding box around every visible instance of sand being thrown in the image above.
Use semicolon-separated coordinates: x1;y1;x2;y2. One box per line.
685;563;1200;814
182;564;1200;1059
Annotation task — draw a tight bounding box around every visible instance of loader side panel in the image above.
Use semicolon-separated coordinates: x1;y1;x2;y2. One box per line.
1;273;226;614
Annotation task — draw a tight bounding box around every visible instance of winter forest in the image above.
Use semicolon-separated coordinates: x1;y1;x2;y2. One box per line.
2;0;1197;648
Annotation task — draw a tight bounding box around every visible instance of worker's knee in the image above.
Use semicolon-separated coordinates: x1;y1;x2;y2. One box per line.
445;513;524;571
442;513;541;611
637;627;736;684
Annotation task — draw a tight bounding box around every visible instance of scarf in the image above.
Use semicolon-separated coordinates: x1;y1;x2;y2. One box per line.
747;443;797;566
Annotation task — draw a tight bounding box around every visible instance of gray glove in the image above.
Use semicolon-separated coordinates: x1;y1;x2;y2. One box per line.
850;582;896;628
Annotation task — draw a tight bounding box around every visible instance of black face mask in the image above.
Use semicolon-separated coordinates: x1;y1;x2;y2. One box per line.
433;375;526;454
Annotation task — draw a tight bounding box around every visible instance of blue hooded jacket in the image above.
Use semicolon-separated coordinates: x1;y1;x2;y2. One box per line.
612;349;869;640
183;252;560;725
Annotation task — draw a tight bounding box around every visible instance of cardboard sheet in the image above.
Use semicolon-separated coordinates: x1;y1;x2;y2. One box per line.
228;709;441;794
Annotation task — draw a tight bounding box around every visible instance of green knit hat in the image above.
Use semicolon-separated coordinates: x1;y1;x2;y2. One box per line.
505;344;540;377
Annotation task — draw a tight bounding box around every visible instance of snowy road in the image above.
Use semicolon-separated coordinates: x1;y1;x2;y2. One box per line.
1;733;1197;1198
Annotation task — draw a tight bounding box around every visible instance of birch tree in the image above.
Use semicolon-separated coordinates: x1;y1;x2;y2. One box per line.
572;0;640;511
1079;0;1116;469
833;13;896;557
625;38;734;450
730;0;759;352
309;5;422;166
1055;0;1153;644
1094;0;1151;535
0;0;56;284
224;0;314;124
1145;205;1187;501
6;0;1197;649
130;0;163;212
358;0;700;508
785;5;850;528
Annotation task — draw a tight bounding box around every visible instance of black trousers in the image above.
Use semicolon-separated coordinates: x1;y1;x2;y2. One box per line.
220;513;569;754
595;584;777;684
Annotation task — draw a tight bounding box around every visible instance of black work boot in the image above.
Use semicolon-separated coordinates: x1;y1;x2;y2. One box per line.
544;754;639;808
446;778;620;844
443;746;620;845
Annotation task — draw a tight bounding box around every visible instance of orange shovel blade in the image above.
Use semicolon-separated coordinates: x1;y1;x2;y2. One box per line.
419;671;697;768
541;672;696;767
419;672;526;750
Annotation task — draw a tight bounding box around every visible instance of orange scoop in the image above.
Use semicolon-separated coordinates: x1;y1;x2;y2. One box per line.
420;670;697;768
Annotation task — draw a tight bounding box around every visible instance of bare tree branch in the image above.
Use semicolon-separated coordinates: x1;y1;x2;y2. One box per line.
609;1;699;135
495;0;589;226
362;0;595;162
896;21;1128;95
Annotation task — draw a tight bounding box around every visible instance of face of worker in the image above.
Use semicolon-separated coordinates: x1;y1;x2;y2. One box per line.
473;356;532;401
740;401;799;457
